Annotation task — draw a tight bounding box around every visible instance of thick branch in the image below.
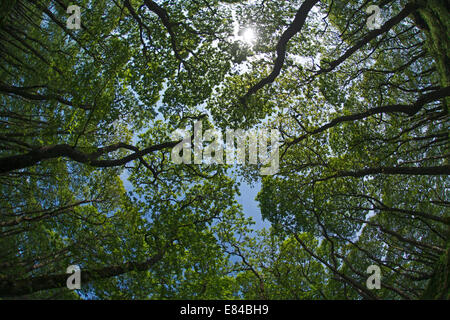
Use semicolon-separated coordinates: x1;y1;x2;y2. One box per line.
0;83;91;110
143;0;187;65
0;253;163;297
314;165;450;183
0;141;179;174
288;86;450;146
315;2;420;76
242;0;320;100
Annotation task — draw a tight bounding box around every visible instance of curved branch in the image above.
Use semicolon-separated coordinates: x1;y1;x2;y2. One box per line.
314;2;420;76
143;0;189;67
0;141;179;174
315;165;450;183
0;252;164;297
0;83;91;110
242;0;320;100
288;86;450;146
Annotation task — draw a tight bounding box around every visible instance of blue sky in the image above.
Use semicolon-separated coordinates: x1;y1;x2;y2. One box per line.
121;169;270;231
236;180;270;230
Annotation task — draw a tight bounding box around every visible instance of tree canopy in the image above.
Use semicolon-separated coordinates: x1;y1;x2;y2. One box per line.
0;0;448;299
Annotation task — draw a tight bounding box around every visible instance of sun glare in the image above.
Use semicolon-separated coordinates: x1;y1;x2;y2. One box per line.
242;28;256;44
